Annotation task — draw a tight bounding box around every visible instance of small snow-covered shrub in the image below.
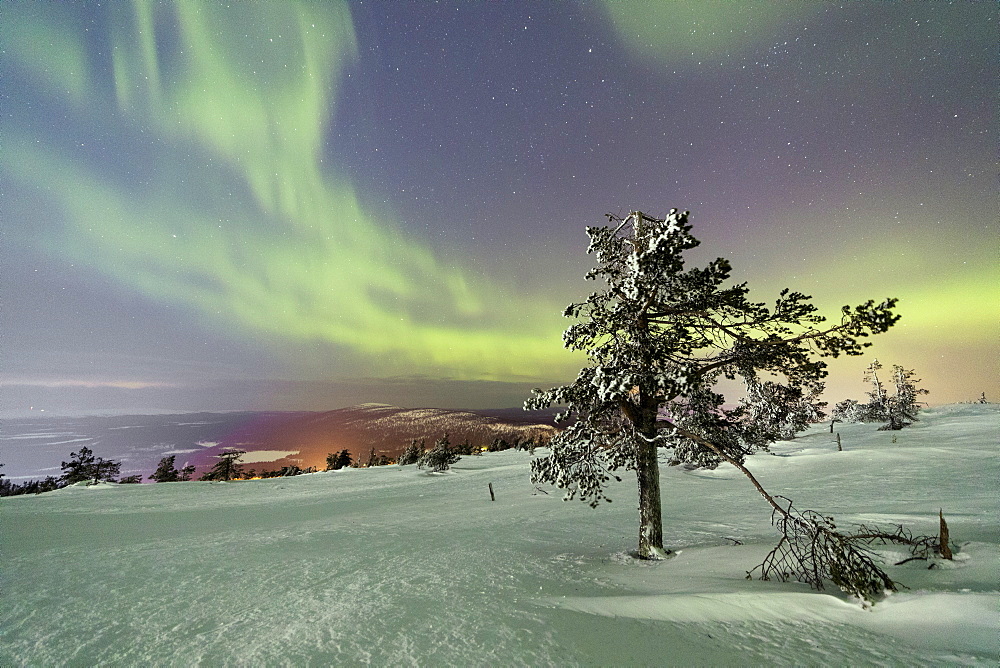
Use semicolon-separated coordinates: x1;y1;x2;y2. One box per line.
397;440;424;466
417;435;460;472
454;439;476;455
832;399;878;423
326;449;352;470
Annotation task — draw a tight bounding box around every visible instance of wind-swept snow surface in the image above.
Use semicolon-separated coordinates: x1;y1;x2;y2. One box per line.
2;405;998;665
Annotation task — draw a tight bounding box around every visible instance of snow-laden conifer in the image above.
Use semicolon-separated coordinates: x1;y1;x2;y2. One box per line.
326;449;353;470
527;209;901;581
737;379;826;448
863;359;890;421
417;434;460;472
880;365;929;430
200;449;245;481
397;440;425;466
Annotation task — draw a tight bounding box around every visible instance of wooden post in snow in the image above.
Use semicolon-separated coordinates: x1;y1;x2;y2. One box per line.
488;482;495;502
939;509;953;559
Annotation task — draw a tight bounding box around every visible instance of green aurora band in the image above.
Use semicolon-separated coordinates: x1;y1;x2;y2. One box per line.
599;0;824;67
1;1;575;383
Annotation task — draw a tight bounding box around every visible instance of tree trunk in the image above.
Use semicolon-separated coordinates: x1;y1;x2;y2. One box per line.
636;437;666;558
634;398;667;559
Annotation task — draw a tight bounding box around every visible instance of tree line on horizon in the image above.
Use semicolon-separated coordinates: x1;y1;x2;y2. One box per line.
0;374;983;499
1;380;989;498
0;433;548;495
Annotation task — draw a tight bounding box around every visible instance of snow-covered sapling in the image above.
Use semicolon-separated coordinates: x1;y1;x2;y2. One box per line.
326;449;353;470
417;434;460;472
364;447;392;467
864;359;889;421
880;365;929;430
397;440;424;466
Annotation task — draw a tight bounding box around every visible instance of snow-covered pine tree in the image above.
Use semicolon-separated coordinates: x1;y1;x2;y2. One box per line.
863;359;889;421
324;449;352;470
487;437;510;452
455;438;476;456
200;449;245;481
340;449;354;469
60;445;99;484
737;379;827;449
880;365;929;430
417;434;460;472
149;455;182;482
90;457;121;485
832;361;929;430
527;209;899;560
832;398;865;423
397;439;424;466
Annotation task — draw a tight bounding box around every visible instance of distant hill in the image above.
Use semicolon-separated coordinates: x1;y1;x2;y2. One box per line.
191;404;559;473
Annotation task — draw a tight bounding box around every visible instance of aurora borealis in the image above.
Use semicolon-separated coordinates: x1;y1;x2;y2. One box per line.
1;1;996;412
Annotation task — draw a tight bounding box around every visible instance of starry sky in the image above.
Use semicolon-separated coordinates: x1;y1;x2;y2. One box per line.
1;1;996;414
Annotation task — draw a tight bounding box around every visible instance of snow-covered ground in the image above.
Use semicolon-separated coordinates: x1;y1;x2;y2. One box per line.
2;404;997;666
